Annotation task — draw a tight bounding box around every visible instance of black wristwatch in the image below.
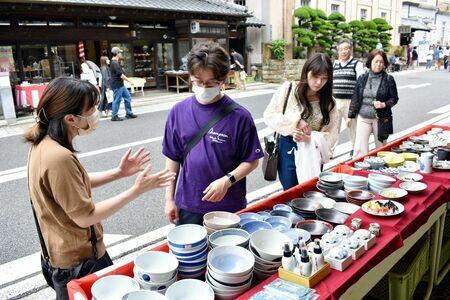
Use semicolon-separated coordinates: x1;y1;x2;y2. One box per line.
226;173;236;185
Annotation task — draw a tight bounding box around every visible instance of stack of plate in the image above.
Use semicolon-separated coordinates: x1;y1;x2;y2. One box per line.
346;190;374;206
249;230;290;281
203;211;240;235
167;225;208;279
368;173;396;195
343;175;369;192
324;189;347;202
290;198;323;219
364;156;386;170
206;246;254;300
384;154;405;168
314;208;349;227
316;172;344;192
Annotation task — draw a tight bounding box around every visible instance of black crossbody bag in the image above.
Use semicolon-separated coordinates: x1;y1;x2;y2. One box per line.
181;102;240;165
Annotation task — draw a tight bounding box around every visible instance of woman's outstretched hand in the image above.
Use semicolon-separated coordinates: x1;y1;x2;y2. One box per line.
133;165;176;195
118;147;151;178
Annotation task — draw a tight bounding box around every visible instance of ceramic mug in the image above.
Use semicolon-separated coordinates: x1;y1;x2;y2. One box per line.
419;152;433;174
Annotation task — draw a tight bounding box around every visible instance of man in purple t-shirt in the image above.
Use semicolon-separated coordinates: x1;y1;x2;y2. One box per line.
162;42;263;225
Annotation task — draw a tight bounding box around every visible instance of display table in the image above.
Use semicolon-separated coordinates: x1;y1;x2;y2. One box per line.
67;124;450;300
15;83;48;108
164;71;191;94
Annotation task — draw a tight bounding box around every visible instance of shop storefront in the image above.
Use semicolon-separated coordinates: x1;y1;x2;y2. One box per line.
0;0;250;106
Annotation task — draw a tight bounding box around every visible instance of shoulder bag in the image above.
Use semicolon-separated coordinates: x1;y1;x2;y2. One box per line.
262;82;292;181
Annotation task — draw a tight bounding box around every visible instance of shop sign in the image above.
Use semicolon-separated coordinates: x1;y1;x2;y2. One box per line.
0;46;15;72
191;21;200;33
398;25;411;34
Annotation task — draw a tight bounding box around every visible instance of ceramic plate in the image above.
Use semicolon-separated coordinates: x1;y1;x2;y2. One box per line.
361;200;404;217
399;181;427;194
397;173;423;182
333;202;360;215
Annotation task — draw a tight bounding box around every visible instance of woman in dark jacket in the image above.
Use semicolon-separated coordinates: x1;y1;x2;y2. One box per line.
347;49;399;158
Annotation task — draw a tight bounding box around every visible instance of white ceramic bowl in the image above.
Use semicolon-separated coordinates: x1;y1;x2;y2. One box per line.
207;265;253;284
399;181;427;194
91;275;140;300
203;211;240;230
122;290;168;300
207;246;255;276
250;229;290;261
368;173;396;186
134;251;178;283
134;273;176;292
165;279;215;300
167;224;207;250
343;175;368;185
209;228;250;248
206;271;252;290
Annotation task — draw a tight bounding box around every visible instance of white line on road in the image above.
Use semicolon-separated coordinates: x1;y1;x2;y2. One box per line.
428;104;450;114
397;83;431;89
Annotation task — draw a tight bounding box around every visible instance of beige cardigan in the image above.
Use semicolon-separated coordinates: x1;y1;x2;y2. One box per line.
263;81;339;156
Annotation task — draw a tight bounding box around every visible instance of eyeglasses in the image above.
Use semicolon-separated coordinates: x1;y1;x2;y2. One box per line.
191;79;221;88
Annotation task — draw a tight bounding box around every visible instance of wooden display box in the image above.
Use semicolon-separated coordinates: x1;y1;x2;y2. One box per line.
278;262;330;288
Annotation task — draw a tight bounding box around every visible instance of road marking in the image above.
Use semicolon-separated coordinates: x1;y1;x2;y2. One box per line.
428;104;450;114
397;83;431;89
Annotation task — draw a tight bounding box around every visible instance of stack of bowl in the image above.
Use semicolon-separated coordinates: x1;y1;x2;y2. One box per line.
343;175;369;192
249;229;290;280
316;172;344;192
208;228;250;249
206;246;254;300
346;190;374;206
166;279;215;300
290;198;323;219
203;211;240;235
133;251;178;294
368;173;396;195
364;156;386;170
167;224;208;279
91;275;140;300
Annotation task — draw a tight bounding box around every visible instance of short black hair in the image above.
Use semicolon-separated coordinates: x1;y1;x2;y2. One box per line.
366;49;389;69
187;42;230;81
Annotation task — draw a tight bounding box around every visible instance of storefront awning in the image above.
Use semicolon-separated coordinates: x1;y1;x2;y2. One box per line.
401;18;431;32
5;0;251;17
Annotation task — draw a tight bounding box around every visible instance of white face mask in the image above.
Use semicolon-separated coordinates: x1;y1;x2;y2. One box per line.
193;84;221;104
75;109;100;136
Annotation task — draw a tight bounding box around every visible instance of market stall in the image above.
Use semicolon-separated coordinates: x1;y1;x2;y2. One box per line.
67;125;450;300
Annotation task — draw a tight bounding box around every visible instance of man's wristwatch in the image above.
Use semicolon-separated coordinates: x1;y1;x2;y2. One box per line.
226;173;236;185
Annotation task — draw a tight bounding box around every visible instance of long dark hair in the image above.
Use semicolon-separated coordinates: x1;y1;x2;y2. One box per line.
24;77;99;152
295;53;335;126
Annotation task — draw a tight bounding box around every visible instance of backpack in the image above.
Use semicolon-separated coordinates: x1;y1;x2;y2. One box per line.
412;50;418;60
85;60;101;82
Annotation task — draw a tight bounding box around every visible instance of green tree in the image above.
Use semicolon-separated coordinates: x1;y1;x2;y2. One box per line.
293;7;328;57
327;12;349;56
268;39;287;60
373;18;393;51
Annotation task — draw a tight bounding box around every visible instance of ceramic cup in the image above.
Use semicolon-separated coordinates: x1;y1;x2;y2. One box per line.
419;152;433;174
369;223;381;236
351;218;362;230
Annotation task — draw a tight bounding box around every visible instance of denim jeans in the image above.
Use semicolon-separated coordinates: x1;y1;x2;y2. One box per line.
278;135;298;191
176;209;204;226
112;86;133;117
426;60;432;69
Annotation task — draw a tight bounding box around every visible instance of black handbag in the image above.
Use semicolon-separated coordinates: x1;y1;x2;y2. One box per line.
262;82;292;181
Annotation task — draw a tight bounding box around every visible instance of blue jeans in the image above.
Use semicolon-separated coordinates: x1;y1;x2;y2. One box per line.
278;135;298;191
112;86;133;117
426;60;432;69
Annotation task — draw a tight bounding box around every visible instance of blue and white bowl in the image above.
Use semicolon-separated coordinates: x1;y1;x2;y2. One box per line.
239;212;262;221
207;245;255;277
272;204;293;213
174;244;208;261
209;228;250;249
257;211;271;219
166;279;215;300
134;273;177;292
241;220;272;234
134;251;179;283
265;216;291;232
168;224;207;250
281;228;311;245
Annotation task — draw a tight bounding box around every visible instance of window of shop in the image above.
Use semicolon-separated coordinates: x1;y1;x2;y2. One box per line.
157;43;174;74
49;44;77;78
133;41;156;87
360;9;367;21
331;4;340;13
0;45;19;84
21;44;49;83
110;43;133;76
381;12;387;20
178;39;190;70
301;0;311;7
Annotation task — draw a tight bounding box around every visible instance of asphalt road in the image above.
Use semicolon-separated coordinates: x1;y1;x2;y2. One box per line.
0;69;449;266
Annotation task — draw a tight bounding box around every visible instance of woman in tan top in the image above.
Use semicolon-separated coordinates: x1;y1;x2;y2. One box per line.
25;77;175;299
264;54;339;190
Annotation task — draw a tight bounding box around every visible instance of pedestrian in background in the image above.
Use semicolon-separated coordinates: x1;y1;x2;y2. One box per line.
426;48;434;70
110;46;138;121
406;44;412;69
348;49;399;158
332;39;364;155
230;49;247;90
411;46;418;70
443;46;449;70
435;46;443;70
80;57;98;88
163;42;263;225
25;77;175;299
98;56;112;117
264;54;339;190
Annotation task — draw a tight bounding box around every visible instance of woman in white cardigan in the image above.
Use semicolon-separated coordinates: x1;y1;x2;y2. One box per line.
263;54;339;190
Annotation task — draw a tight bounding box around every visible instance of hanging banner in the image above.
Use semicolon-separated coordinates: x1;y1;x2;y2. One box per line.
78;41;85;58
0;46;15;72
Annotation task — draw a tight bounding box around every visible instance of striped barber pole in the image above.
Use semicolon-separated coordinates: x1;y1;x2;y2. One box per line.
78;41;85;58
